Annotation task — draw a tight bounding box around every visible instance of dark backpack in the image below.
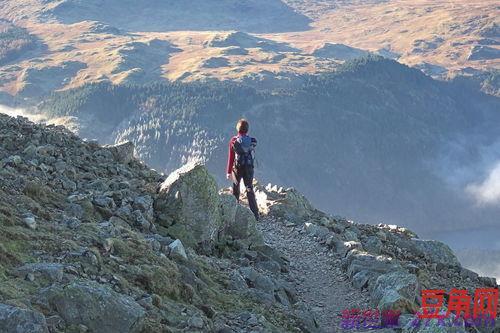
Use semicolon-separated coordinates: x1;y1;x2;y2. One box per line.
233;135;255;168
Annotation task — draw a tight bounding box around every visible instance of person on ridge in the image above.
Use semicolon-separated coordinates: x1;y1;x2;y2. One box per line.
226;119;259;220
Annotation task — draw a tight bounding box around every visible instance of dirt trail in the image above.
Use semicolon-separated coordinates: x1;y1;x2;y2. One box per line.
257;216;396;333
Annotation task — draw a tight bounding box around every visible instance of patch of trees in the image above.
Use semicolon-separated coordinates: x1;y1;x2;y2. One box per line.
0;21;37;66
40;55;498;137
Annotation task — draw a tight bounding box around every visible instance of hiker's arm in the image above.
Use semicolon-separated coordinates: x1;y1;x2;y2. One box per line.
226;138;235;175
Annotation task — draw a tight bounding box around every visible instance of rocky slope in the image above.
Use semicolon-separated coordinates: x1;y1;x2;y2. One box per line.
1;111;498;332
255;185;499;332
0;113;315;332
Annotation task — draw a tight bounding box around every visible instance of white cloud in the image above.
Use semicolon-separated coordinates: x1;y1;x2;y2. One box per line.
0;104;79;131
466;161;500;205
0;104;47;122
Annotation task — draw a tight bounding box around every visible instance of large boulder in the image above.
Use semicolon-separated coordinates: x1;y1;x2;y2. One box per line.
260;185;316;223
43;281;145;333
343;250;402;278
154;163;222;248
410;239;460;267
105;141;135;164
219;193;238;228
220;192;263;245
0;304;48;333
231;205;258;240
363;236;383;254
372;271;420;314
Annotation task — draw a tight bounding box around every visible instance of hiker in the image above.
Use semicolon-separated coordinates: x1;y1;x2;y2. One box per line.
226;119;259;220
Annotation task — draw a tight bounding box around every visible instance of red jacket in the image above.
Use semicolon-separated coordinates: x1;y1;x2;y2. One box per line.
226;132;256;174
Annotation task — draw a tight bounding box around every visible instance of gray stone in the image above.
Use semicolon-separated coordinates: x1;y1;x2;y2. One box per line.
45;315;64;331
93;195;116;210
44;281;145;333
168;239;188;260
255;260;281;274
238;266;275;294
376;231;387;241
188;316;204;329
372;271;419;314
93;149;114;162
254;275;275;294
115;205;134;223
14;263;64;283
229;271;248;290
132;195;153;220
244;289;275;306
219;193;262;244
352;270;371;289
275;280;297;304
459;267;479;280
364;236;383;254
4;155;22;166
23;216;37;230
250;244;287;270
293;305;320;333
410;239;460;267
229;205;258;240
343;229;359;242
64;217;81;229
61;178;77;191
154;163;222;248
304;222;330;239
106;141;135;164
65;204;84;219
275;289;291;306
132;210;150;231
0;303;48;333
88;179;110;192
478;276;497;287
109;216;132;230
239;267;260;287
343;250;402;280
372;271;419;303
219;193;237;228
325;233;349;255
344;241;363;252
266;187;316;223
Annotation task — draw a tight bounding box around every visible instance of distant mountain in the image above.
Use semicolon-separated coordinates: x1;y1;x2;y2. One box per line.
40;57;500;235
44;0;311;33
0;0;497;97
312;43;369;60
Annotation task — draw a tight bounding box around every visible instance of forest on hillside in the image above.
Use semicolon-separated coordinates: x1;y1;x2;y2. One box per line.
40;56;500;234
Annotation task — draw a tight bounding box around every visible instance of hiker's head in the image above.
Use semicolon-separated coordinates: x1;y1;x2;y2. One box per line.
236;119;249;134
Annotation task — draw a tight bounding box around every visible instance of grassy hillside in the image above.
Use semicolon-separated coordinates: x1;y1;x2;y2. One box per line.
0;0;497;96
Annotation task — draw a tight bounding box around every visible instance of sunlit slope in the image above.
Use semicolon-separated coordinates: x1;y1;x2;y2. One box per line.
0;0;497;97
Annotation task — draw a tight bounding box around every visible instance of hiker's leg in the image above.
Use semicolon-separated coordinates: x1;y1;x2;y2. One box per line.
243;167;259;220
231;169;242;202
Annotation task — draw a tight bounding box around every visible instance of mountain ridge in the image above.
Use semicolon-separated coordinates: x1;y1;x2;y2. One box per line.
0;0;498;98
